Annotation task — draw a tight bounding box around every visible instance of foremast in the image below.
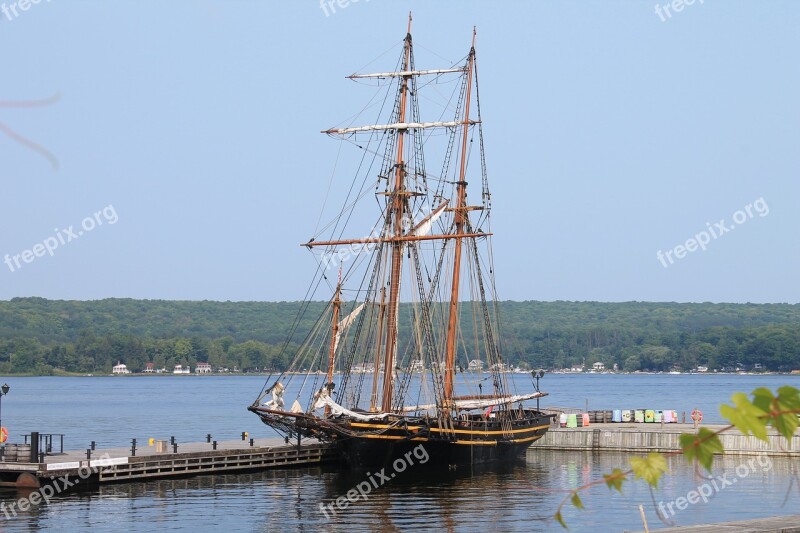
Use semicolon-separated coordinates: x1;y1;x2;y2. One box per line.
324;275;342;416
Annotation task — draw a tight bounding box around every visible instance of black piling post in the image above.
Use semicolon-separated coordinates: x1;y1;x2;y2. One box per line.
249;438;254;447
172;443;178;454
91;441;96;451
39;451;45;464
30;432;39;463
86;449;92;460
212;440;217;450
131;438;137;457
206;434;211;443
170;436;175;446
241;432;247;441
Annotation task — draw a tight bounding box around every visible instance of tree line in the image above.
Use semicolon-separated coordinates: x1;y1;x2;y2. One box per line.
0;298;798;374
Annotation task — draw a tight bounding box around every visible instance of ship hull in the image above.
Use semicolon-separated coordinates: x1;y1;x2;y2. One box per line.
337;434;539;469
249;405;553;469
334;413;552;469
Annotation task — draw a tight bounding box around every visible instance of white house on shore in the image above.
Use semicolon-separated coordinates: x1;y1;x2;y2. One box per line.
112;361;130;375
173;364;190;375
195;362;212;374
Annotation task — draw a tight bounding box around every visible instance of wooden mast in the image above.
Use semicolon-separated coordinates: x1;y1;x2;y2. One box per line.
370;286;386;412
443;28;477;405
324;275;342;416
379;13;413;412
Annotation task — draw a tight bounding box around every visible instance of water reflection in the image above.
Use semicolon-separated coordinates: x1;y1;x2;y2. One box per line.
0;451;797;532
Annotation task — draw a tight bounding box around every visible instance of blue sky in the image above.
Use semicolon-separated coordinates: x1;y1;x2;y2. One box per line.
1;1;797;303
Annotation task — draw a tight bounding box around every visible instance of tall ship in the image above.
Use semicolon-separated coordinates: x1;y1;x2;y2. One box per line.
249;16;554;468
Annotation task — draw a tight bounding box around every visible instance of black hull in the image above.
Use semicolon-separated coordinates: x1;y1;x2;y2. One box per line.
336;435;536;470
249;405;553;470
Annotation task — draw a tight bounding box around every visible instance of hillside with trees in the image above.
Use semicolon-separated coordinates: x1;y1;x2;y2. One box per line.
0;298;798;375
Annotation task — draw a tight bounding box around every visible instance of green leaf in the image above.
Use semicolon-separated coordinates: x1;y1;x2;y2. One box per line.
770;386;800;440
720;393;769;442
776;386;800;409
751;387;775;413
680;428;723;472
772;411;798;441
571;492;584;510
603;468;626;493
630;453;668;487
554;510;567;529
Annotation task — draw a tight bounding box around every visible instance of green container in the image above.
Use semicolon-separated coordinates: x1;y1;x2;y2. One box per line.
566;413;578;428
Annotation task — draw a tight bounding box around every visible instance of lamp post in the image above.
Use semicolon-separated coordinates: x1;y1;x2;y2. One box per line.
0;383;9;445
532;370;545;411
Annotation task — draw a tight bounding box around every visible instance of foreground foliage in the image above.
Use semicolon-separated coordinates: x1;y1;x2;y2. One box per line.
554;386;800;528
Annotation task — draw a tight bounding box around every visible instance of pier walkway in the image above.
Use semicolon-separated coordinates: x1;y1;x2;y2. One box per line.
536;422;800;456
0;437;341;489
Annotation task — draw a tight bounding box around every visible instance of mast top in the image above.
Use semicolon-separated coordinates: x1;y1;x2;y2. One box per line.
407;12;412;35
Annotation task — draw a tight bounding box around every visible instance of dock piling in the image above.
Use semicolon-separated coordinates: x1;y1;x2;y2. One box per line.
249;438;254;447
212;440;217;450
91;441;96;451
206;434;211;443
131;438;137;457
172;443;178;453
30;431;39;463
86;449;91;459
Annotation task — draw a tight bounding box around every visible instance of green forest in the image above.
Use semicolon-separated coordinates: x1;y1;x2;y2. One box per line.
0;297;799;375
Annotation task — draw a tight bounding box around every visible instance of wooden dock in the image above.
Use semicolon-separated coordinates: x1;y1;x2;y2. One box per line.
626;514;800;532
0;437;341;489
534;423;800;456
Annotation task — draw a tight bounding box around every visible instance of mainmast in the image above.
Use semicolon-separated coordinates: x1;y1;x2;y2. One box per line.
380;13;413;412
443;28;477;405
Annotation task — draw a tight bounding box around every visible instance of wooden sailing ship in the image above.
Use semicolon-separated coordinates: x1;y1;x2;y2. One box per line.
249;16;554;468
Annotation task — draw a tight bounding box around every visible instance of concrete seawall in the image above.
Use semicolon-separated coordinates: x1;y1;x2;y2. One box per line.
535;423;800;456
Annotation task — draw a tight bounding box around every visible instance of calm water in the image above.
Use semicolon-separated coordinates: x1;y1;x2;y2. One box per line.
0;374;798;532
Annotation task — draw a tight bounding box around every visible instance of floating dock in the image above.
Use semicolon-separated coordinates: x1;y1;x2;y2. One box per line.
0;437;341;489
535;422;800;456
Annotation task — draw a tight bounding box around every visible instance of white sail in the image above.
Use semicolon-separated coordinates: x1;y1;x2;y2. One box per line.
333;303;365;354
401;391;548;413
313;389;389;421
410;201;448;237
347;68;466;79
323;120;479;135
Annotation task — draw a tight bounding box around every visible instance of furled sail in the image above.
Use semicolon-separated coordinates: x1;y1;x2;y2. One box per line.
333;303;365;354
261;382;286;409
313;388;389;421
410;201;448;237
401;391;548;413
